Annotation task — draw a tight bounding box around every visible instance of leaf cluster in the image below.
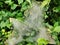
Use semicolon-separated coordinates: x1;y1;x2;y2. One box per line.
0;0;31;45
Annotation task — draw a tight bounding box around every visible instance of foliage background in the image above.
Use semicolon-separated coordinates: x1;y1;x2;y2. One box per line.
0;0;60;45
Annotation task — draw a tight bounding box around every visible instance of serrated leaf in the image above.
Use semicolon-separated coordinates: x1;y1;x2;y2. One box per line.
18;0;23;4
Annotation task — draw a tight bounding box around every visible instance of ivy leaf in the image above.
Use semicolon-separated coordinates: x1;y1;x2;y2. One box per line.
18;0;23;4
11;4;17;10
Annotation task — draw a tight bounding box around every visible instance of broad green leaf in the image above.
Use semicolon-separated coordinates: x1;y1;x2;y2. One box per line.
5;20;12;28
27;43;32;45
37;38;48;45
0;21;6;28
54;22;59;27
21;2;28;11
0;2;3;6
18;0;23;4
26;0;31;4
53;6;60;12
0;32;2;37
26;37;34;42
41;0;51;8
11;11;17;17
16;12;23;17
53;26;60;33
45;23;53;29
5;0;13;5
0;16;2;20
44;14;48;19
11;4;17;10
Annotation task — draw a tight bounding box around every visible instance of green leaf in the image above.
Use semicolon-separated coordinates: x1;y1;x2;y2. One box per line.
37;38;49;45
27;43;32;45
53;26;60;33
11;4;17;10
41;0;51;8
16;12;23;17
0;2;3;6
44;14;48;19
0;16;2;20
11;11;17;17
26;0;31;4
0;21;6;28
18;0;23;4
53;6;60;12
45;23;53;29
54;22;59;27
5;0;13;5
5;20;12;28
21;2;28;11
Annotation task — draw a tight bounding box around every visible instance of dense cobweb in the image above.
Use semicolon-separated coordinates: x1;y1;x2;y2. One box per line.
5;2;56;45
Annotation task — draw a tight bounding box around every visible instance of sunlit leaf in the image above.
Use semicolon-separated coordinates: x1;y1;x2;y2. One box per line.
21;2;28;11
11;4;17;10
41;0;51;8
54;22;59;27
18;0;23;4
26;0;31;4
53;26;60;33
53;6;60;12
37;38;49;45
5;0;13;5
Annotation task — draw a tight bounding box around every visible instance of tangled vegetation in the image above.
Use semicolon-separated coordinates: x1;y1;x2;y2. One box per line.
0;0;60;45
